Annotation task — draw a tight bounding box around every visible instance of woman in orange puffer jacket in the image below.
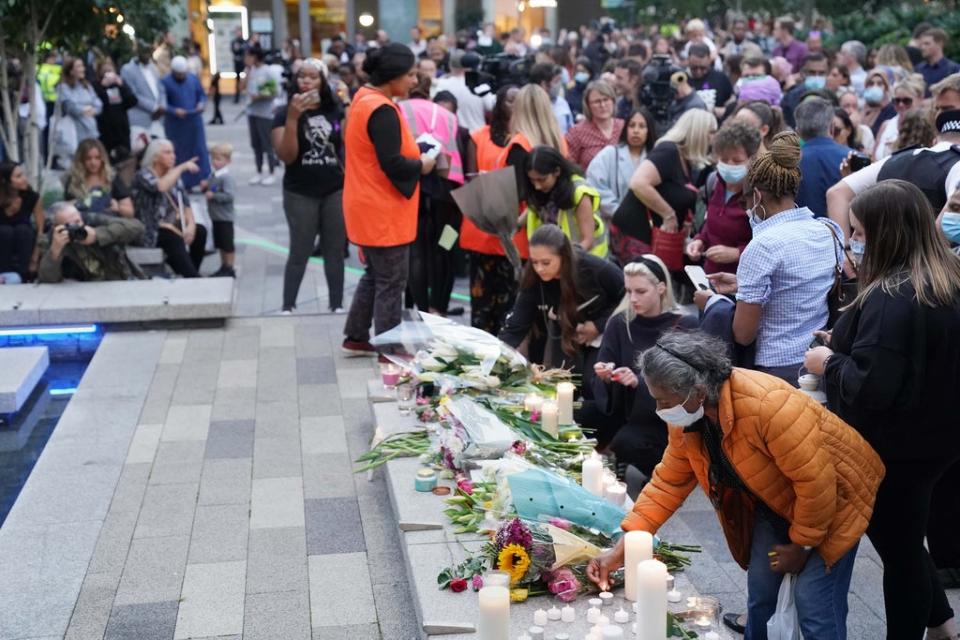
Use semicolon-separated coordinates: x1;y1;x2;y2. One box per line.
588;330;885;640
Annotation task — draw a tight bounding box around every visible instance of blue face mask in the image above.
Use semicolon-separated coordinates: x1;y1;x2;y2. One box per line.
942;212;960;243
804;75;826;91
863;86;885;105
849;237;866;264
574;71;590;84
717;162;748;185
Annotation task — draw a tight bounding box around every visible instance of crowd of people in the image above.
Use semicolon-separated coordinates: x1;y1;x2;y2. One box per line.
2;14;960;639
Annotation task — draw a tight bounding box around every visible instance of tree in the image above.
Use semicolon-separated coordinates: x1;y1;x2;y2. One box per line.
0;0;178;188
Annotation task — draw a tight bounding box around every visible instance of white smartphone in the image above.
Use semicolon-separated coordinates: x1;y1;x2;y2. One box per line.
684;265;713;292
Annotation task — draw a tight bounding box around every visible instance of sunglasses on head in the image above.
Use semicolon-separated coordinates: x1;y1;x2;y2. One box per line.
893;97;914;106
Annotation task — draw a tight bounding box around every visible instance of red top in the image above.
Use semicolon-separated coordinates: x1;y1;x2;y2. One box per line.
694;176;752;274
565;118;624;171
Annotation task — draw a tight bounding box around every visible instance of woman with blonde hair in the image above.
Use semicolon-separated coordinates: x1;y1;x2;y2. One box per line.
875;44;914;78
619;109;716;261
63;139;134;217
873;74;926;160
590;255;697;475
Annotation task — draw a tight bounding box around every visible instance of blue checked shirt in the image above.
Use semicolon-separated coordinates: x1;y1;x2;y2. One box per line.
736;207;844;367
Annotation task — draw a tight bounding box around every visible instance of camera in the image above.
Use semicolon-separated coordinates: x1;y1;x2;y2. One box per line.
639;55;685;135
65;223;88;242
466;53;536;97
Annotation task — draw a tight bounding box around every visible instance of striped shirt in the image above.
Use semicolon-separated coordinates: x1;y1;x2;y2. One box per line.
736;207;843;367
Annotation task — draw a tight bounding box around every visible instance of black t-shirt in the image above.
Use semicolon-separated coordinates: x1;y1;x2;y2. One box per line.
0;189;39;227
273;104;345;198
67;177;131;214
647;141;698;221
689;70;733;108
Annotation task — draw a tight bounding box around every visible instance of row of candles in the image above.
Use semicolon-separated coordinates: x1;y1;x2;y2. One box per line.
523;382;576;437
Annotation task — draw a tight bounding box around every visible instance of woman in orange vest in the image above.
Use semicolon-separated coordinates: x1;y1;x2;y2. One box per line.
341;43;436;356
462;84;520;335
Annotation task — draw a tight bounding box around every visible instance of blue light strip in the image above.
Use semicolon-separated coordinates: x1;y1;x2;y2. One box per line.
0;324;98;337
48;387;78;396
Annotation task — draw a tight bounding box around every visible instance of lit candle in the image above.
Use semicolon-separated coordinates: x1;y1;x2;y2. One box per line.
604;482;627;506
586;607;601;624
556;382;575;424
533;608;548;626
381;364;400;388
635;559;668;640
547;606;561;621
623;530;654;601
541;401;559;438
477;585;510;640
582;453;604;496
695;617;712;628
524;393;543;413
561;605;575;622
599;591;614;606
613;607;630;623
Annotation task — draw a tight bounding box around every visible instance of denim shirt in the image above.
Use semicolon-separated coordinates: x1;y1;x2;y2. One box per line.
736;207;843;367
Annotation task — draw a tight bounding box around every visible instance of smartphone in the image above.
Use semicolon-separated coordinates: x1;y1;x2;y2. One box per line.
684;265;713;292
302;89;320;107
849;152;871;172
808;334;828;349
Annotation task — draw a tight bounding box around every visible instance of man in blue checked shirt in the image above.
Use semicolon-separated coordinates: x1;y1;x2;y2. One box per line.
702;129;843;385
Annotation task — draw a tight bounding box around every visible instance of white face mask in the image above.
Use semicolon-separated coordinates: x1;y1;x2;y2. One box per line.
655;390;705;427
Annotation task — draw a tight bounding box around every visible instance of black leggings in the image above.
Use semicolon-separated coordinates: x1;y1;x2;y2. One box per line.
407;195;461;313
928;461;960;569
866;456;958;639
157;225;207;278
0;223;35;277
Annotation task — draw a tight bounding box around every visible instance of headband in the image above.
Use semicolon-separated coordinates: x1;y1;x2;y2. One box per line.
937;109;960;135
655;341;700;371
636;257;666;284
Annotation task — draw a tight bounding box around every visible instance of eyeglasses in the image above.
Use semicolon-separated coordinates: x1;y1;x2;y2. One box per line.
893;97;914;106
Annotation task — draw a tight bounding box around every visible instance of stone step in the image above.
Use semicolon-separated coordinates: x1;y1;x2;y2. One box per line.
371;400;425;448
0;346;50;413
367;378;396;403
0;278;234;325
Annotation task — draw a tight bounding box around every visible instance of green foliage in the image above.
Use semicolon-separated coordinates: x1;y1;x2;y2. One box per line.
830;4;960;61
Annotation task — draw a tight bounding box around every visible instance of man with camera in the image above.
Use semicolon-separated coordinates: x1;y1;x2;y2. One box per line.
37;202;146;283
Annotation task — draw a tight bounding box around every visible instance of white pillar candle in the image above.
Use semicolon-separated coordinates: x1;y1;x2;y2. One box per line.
541;401;559;438
635;559;668;640
533;608;548;626
547;606;561;621
581;453;604;496
477;585;510;640
613;607;630;624
604;482;627;506
560;605;575;622
623;530;654;601
556;381;575;424
524;393;543;413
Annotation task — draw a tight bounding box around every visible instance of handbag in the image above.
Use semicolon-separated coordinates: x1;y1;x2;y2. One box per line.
766;574;801;640
650;224;686;271
822;221;858;327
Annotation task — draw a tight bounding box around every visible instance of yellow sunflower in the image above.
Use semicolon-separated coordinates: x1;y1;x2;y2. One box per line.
497;544;531;585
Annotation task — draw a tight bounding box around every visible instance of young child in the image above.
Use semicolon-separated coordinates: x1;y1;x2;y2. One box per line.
203;142;237;277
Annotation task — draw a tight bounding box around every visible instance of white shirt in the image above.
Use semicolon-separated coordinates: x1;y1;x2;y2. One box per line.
843;141;960;199
433;74;487;131
139;62;159;100
873;115;899;161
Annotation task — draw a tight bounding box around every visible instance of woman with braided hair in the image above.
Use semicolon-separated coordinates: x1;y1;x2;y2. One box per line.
703;130;844;384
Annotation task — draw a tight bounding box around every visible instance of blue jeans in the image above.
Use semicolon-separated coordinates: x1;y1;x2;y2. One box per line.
745;510;858;640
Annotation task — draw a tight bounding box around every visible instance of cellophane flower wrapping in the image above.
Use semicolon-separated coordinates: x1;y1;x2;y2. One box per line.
443;397;517;462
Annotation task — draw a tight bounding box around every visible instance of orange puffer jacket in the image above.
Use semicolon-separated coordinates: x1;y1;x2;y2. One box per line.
622;368;886;568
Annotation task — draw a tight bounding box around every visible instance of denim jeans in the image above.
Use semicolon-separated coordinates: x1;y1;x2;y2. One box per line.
745;510;858;640
343;244;410;342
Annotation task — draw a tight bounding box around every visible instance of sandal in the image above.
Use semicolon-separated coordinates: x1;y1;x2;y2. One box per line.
723;612;747;635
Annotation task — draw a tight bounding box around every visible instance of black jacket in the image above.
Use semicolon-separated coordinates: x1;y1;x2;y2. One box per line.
824;280;960;461
499;252;624;366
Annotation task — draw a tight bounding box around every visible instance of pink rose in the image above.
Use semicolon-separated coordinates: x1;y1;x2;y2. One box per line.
511;440;527;455
450;578;468;593
547;568;580;602
472;575;484;591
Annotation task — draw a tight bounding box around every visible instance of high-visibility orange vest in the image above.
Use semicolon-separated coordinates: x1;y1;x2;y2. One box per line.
343;86;420;247
460;126;520;256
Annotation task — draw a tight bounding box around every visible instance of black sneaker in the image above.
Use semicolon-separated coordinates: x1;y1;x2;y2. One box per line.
210;266;236;278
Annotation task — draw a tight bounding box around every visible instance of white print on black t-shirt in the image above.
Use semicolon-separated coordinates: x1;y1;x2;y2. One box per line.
301;114;339;167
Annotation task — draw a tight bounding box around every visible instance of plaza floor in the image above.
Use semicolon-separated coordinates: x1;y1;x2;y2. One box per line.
0;101;955;639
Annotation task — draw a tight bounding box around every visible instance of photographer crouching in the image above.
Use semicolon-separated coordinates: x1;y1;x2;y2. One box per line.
38;202;146;283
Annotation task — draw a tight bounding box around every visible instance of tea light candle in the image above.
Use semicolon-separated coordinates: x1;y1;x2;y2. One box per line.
524;393;543;413
533;608;548;626
541;401;559;438
556;382;575;424
704;633;720;640
555;634;570;640
604;482;627;506
528;626;544;640
666;588;682;603
597;615;609;626
560;605;575;622
613;607;630;624
602;627;624;639
623;530;654;601
381;364;400;387
586;607;601;623
695;617;712;628
599;591;614;606
635;559;668;640
547;606;561;621
582;453;604;496
589;597;603;608
477;585;510;640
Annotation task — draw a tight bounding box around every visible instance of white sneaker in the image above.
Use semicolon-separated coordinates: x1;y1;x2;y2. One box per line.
249;174;262;185
261;175;276;186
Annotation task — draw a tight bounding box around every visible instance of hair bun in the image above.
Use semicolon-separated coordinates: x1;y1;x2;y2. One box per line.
767;130;802;170
361;48;382;76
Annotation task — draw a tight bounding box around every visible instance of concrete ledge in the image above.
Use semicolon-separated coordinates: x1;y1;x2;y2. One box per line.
125;247;165;265
367;378;397;403
0;278;234;326
0;346;50;413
